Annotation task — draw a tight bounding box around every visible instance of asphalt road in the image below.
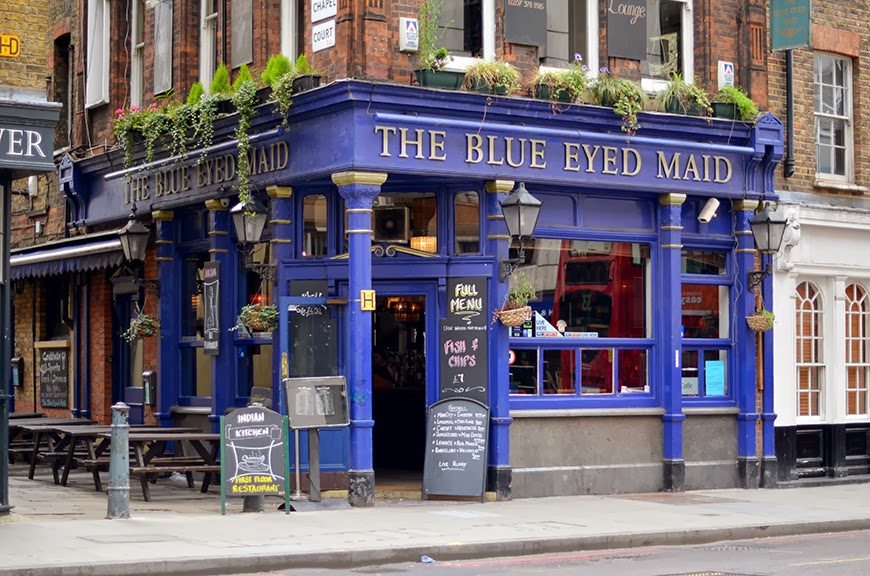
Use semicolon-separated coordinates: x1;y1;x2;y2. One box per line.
235;529;870;576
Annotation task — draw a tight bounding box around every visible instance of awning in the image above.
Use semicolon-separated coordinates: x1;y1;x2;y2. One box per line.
11;232;124;280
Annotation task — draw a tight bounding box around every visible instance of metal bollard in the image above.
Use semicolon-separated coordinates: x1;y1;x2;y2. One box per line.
106;402;130;519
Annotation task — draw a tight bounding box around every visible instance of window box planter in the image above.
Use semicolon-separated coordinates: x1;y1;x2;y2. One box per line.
414;69;466;90
291;74;322;94
711;102;738;119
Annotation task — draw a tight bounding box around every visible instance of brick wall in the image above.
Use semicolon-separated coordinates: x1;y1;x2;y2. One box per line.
0;0;50;92
769;0;870;195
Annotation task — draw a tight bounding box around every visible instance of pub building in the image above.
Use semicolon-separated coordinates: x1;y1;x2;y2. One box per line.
49;78;783;504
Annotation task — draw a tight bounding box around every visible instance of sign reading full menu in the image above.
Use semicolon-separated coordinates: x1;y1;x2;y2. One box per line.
439;277;488;405
423;398;489;501
222;406;287;497
39;348;69;408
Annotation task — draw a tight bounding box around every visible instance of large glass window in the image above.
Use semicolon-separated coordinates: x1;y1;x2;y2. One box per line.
796;282;824;418
180;251;212;397
454;191;479;255
199;0;219;91
641;0;689;81
130;0;145;108
352;193;438;252
846;284;870;416
508;239;652;399
85;0;110;108
543;0;597;69
815;53;852;180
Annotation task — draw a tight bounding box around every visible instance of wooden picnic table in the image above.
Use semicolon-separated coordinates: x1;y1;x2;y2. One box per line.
97;431;221;501
7;418;96;467
9;412;45;420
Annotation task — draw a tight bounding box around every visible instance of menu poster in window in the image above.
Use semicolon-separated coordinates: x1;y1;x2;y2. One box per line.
289;280;337;377
222;406;286;497
39;348;69;408
504;0;547;49
283;376;350;429
606;0;647;61
440;277;488;405
423;398;489;501
203;261;220;355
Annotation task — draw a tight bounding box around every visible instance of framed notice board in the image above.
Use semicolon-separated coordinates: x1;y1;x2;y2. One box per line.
283;376;350;430
423;397;489;501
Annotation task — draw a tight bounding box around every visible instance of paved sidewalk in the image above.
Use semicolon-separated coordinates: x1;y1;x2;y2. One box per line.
3;468;870;576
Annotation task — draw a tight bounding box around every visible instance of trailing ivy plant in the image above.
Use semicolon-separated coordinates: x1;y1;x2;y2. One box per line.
168;102;195;159
193;92;221;165
231;79;259;206
271;70;294;127
113;104;150;169
140;102;173;165
232;63;255;92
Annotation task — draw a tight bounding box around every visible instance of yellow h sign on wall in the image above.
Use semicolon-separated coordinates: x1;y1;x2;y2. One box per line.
360;290;376;311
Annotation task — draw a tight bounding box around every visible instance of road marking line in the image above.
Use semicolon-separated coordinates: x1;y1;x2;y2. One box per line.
790;556;870;567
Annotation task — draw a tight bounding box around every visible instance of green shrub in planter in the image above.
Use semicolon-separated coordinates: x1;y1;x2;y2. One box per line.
463;60;521;95
589;68;647;135
712;85;759;121
657;72;711;116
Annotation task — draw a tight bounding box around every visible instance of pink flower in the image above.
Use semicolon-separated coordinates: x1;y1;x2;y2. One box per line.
149;102;158;111
131;105;140;112
115;108;124;116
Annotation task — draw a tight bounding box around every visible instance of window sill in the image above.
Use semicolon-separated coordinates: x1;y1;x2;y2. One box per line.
682;406;739;415
511;407;664;418
813;180;868;194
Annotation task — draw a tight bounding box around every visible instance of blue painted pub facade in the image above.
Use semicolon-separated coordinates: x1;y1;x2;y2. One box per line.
68;81;784;504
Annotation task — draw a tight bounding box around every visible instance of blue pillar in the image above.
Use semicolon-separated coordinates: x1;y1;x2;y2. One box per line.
760;252;778;487
332;171;386;507
659;193;686;491
267;186;294;411
206;199;234;431
485;180;514;500
733;199;760;488
153;210;176;427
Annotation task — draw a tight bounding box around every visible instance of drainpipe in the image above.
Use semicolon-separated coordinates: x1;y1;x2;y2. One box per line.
783;50;795;178
31;281;36;413
72;279;80;417
82;281;91;418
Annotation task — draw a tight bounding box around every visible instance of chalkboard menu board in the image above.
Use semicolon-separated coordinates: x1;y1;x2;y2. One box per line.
222;406;287;497
423;398;489;501
203;261;220;355
504;0;548;49
283;376;350;429
606;0;647;60
440;277;489;405
289;280;337;377
39;348;69;408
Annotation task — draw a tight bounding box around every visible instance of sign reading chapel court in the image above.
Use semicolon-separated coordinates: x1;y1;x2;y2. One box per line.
423;398;489;501
39;349;69;408
440;277;489;405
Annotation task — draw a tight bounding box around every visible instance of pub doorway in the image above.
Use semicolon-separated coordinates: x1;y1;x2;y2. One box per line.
372;294;428;488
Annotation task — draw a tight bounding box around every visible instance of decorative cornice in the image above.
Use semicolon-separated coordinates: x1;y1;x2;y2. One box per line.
485;180;515;194
331;171;388;187
659;193;687;206
205;199;228;211
267;186;293;198
733;199;760;212
151;210;174;221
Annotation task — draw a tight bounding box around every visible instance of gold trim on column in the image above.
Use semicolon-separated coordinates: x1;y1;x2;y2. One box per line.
270;219;292;225
661;244;683;249
271;239;292;244
331;172;388;187
659;193;687;206
156;257;173;262
209;249;228;254
347;229;374;234
346;208;373;214
487;234;511;240
151;210;174;221
208;230;228;236
488;215;505;220
205;199;228;211
155;240;173;245
661;225;683;231
737;248;757;253
485;180;515;193
733;199;760;212
267;186;293;198
736;230;753;236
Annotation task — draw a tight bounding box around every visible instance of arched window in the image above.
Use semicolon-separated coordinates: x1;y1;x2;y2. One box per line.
846;284;870;416
796;282;824;417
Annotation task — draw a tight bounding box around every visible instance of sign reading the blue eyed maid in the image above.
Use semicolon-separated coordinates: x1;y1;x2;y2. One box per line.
606;0;648;61
439;277;489;405
504;0;548;49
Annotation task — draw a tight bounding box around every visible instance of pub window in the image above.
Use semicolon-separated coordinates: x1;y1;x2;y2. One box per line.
52;34;71;150
356;193;437;253
130;0;145;107
815;53;853;180
641;0;694;87
542;0;598;70
231;0;253;67
454;191;479;255
508;239;653;399
200;0;219;90
302;194;327;258
44;277;72;340
431;0;493;64
85;0;110;108
180;251;212;397
153;0;173;95
280;0;302;61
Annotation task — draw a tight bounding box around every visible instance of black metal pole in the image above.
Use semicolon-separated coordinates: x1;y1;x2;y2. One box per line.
1;173;13;514
783;49;796;178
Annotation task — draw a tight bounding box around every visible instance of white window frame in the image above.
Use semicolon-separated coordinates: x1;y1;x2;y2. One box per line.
796;281;825;421
536;1;599;80
280;0;298;61
130;0;145;108
199;0;218;92
814;52;853;182
641;0;694;92
85;0;111;108
845;283;870;417
443;0;495;72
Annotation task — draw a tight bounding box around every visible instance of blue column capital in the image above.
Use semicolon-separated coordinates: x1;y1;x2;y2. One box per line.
658;193;687;206
333;172;387;209
266;186;293;199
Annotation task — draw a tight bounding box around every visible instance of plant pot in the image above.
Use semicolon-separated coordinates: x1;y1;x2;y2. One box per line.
216;98;235;115
746;313;774;333
492;305;532;327
255;85;273;103
414;69;465;90
712;102;738;119
467;78;509;95
292;74;322;93
535;84;573;103
665;98;706;116
599;95;616;108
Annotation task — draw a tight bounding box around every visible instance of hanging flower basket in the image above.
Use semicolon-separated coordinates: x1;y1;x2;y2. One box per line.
492;305;532;327
746;310;775;333
237;303;278;334
122;312;161;342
